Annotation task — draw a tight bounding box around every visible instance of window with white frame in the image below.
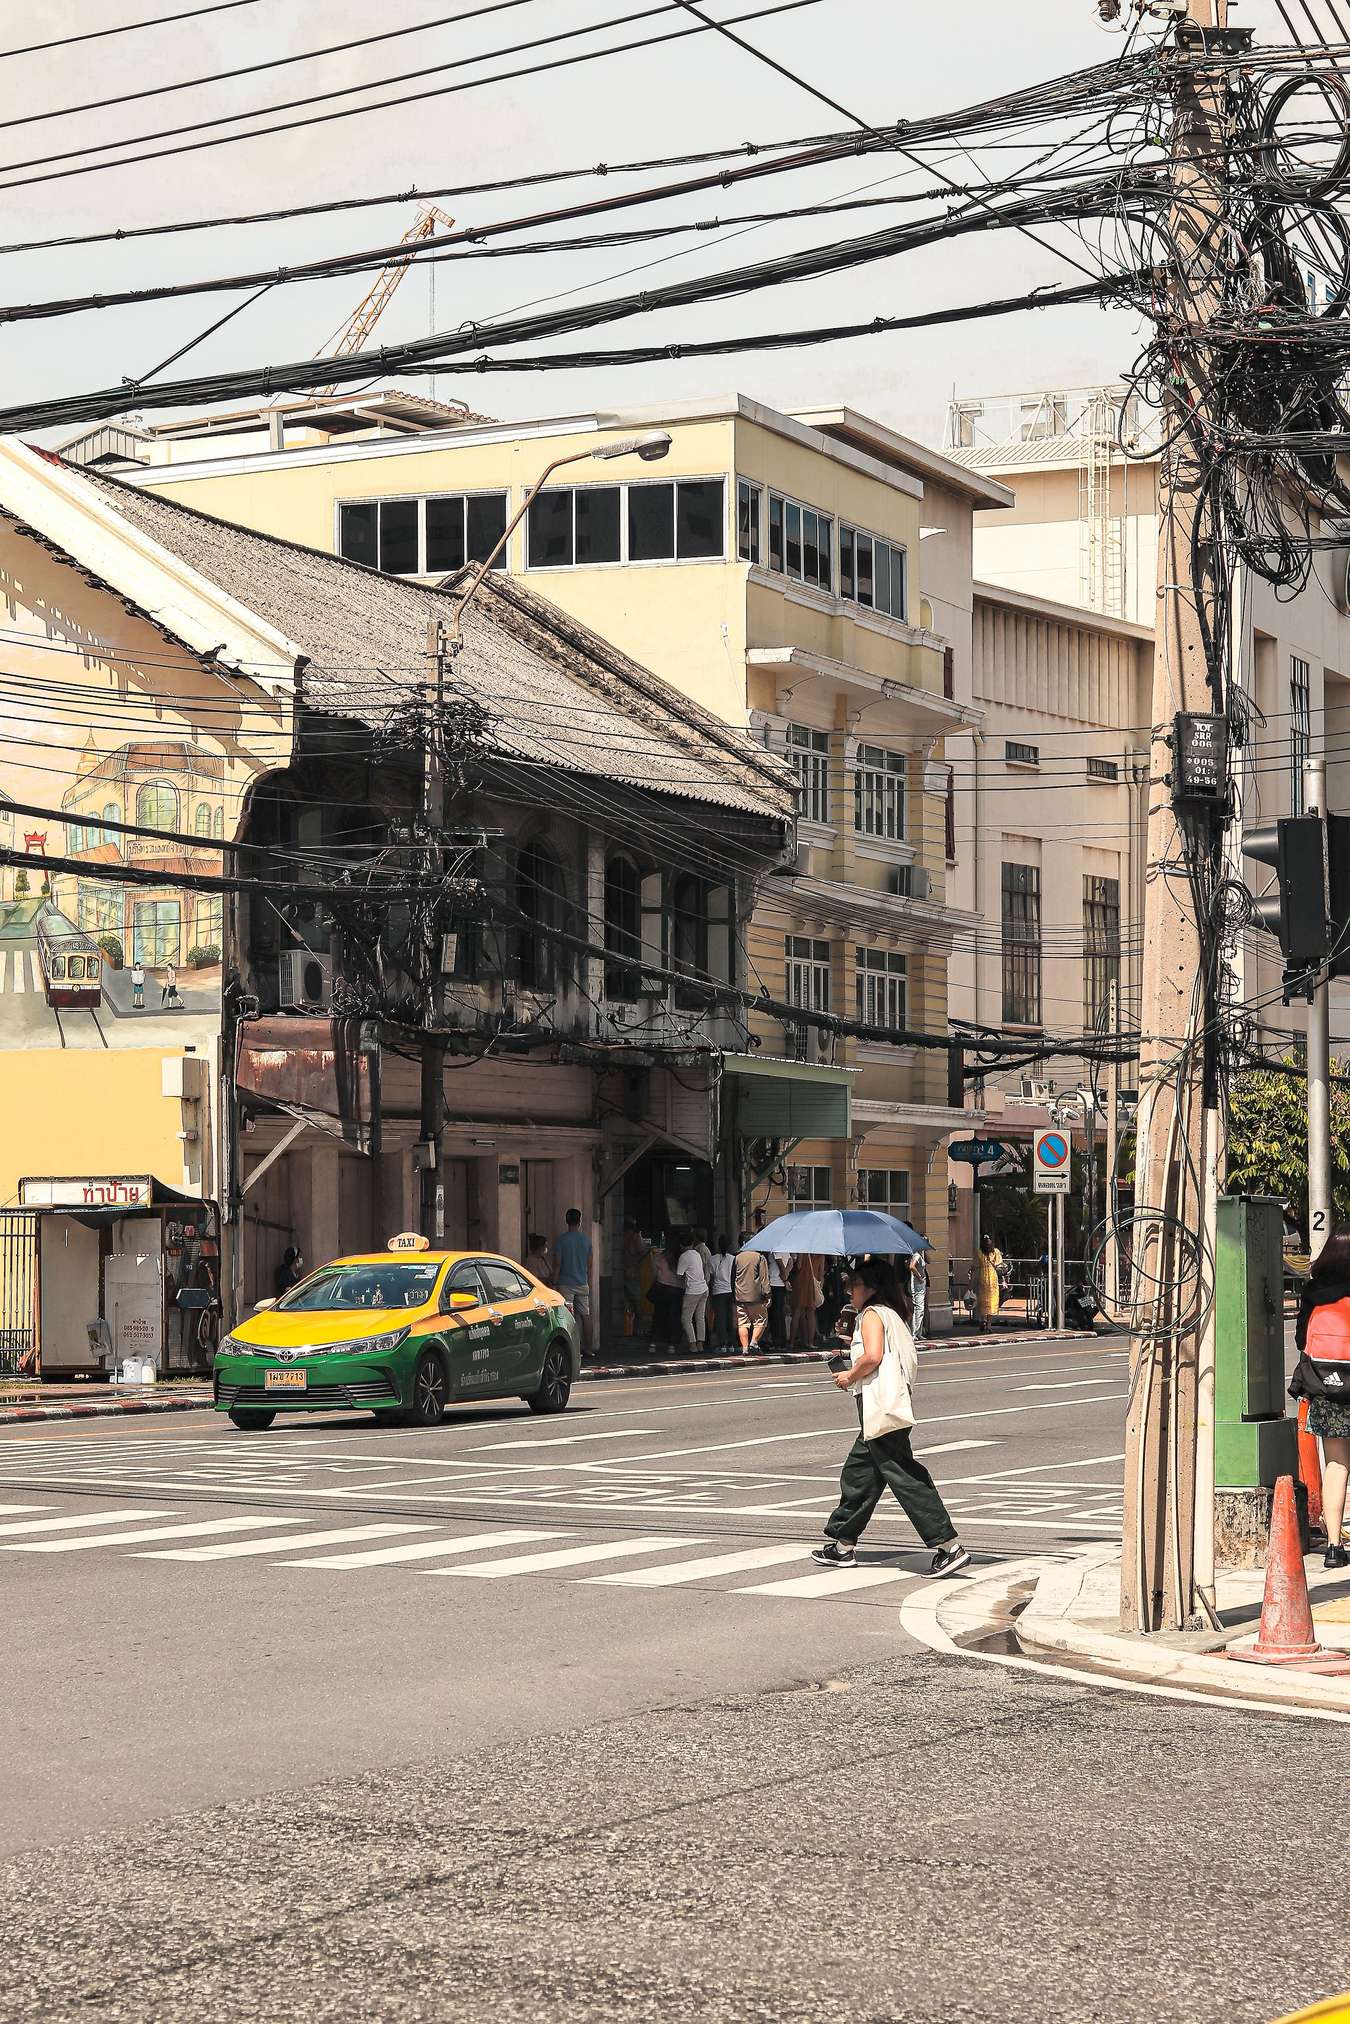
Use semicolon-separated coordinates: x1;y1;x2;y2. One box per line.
839;523;907;620
854;743;906;840
337;493;508;576
787;1164;833;1211
527;477;725;567
1083;874;1120;1034
766;490;833;591
785;934;832;1011
737;478;762;564
787;724;831;825
1292;655;1311;814
858;1169;910;1217
855;946;907;1030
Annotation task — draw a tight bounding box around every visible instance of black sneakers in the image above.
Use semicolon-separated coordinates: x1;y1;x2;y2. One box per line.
810;1540;856;1567
929;1543;971;1579
1325;1543;1349;1571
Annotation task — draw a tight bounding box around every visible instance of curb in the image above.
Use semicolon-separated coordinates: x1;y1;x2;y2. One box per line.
1014;1547;1350;1715
0;1393;211;1426
577;1350;823;1382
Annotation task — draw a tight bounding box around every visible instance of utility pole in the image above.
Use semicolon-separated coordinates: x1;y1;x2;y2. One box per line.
419;618;448;1246
1305;755;1333;1262
1121;0;1247;1632
1104;977;1121;1316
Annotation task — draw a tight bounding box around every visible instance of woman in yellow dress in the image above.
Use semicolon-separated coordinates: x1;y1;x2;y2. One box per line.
975;1233;1003;1326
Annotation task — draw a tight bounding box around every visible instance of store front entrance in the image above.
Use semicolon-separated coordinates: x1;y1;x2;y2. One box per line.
623;1149;714;1246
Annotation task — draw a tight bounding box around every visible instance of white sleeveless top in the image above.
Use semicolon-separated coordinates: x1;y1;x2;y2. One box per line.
849;1302;917;1438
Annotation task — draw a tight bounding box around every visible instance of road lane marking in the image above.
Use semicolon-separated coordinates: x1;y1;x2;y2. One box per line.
915;1440;1000;1458
474;1428;662;1452
1015;1381;1129;1393
739;1564;921;1599
29;951;40;991
585;1544;811;1587
0;951;6;990
960;1452;1126;1482
284;1529;567;1569
11;950;23;993
0;1516;295;1552
143;1523;427;1560
0;1508;174;1535
436;1536;706;1579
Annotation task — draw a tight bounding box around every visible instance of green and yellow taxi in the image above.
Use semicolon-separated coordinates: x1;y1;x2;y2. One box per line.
213;1233;580;1430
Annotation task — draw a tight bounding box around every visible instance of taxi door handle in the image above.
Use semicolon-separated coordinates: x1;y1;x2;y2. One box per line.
485;1307;503;1322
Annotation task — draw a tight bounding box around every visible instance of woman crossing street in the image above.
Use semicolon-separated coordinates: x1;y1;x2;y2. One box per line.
811;1257;969;1579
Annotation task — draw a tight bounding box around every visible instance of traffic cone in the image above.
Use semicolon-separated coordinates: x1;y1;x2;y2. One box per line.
1298;1397;1326;1537
1227;1474;1350;1673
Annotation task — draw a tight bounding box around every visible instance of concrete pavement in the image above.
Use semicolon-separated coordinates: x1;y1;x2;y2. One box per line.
9;1339;1340;2020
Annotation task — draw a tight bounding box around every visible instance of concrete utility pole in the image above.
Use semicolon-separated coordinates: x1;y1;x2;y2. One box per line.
1305;755;1333;1262
1104;977;1121;1316
419;618;448;1246
1121;0;1247;1632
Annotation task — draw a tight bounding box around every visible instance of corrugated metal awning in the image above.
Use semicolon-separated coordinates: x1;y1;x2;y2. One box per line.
722;1054;855;1141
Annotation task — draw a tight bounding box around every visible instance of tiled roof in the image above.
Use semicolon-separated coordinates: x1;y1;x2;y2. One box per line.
71;469;794;822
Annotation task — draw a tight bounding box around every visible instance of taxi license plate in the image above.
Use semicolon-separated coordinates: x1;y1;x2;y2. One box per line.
264;1368;307;1391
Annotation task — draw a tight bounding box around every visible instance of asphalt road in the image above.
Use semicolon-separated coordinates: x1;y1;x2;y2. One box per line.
2;1338;1343;2023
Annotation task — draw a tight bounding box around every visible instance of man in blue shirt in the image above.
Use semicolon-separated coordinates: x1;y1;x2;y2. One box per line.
554;1207;593;1356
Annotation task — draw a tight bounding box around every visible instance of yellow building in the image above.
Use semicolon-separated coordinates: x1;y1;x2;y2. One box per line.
103;394;1014;1326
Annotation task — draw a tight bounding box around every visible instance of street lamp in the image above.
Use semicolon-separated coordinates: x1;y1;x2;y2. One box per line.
446;430;672;645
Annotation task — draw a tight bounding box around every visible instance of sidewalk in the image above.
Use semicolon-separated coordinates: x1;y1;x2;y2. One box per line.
0;1326;1102;1425
1010;1544;1350;1716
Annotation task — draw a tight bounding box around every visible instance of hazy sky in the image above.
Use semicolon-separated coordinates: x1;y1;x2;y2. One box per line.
0;0;1316;448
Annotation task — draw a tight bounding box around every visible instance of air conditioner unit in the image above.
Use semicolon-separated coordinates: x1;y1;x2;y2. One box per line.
888;864;932;901
1018;1075;1056;1104
278;950;332;1012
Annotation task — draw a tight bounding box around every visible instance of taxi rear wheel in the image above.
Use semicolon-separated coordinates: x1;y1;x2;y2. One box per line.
405;1349;448;1427
526;1341;572;1416
228;1409;276;1431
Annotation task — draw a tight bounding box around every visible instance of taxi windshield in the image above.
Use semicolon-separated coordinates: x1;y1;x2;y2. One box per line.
276;1263;441;1312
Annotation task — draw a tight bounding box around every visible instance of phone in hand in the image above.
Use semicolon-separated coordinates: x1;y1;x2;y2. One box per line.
826;1351;850;1373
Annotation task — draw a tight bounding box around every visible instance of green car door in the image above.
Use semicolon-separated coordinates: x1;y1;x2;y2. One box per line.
476;1258;546;1392
440;1259;509;1398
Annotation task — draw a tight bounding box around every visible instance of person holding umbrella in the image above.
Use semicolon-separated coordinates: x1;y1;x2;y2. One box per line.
811;1255;969;1578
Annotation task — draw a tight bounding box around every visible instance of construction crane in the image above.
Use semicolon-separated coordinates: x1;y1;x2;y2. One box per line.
312;205;455;395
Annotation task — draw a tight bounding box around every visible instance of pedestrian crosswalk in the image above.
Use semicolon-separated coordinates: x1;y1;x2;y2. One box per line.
0;1501;963;1605
0;949;40;993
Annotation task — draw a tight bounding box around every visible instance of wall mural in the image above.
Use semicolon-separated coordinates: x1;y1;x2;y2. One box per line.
0;725;259;1052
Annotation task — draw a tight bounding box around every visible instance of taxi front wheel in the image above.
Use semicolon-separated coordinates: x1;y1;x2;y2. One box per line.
404;1349;448;1427
228;1409;276;1431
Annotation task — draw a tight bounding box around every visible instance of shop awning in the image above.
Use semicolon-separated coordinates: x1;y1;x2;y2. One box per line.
722;1053;855;1141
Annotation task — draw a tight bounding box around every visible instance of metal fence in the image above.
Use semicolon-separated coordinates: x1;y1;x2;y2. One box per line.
0;1212;36;1374
948;1252;1093;1329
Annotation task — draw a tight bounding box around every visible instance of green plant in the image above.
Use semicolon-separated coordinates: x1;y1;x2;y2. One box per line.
96;934;124;970
185;943;221;969
1226;1056;1350;1240
13;868;28;897
39;874;50;896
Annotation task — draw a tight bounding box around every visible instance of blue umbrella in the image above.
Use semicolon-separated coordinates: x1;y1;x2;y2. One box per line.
742;1209;929;1256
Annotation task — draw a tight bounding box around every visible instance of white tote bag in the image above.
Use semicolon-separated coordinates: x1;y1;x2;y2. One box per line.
857;1304;916;1440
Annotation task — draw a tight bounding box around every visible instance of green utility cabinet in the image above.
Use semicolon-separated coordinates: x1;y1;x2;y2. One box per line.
1214;1195;1298;1487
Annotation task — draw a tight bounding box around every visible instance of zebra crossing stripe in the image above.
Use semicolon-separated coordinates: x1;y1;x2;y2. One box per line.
737;1564;921;1599
0;1508;174;1536
11;949;23;993
144;1523;427;1561
435;1536;706;1579
585;1543;811;1588
1;1516;295;1553
284;1528;565;1570
29;951;40;992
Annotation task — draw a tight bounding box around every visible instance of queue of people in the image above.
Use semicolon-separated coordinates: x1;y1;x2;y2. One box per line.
522;1211;937;1360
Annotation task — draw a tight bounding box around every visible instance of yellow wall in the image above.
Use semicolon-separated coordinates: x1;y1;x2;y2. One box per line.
0;1050;188;1206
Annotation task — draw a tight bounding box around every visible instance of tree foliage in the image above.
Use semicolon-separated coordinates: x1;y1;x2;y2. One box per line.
1226;1058;1350;1237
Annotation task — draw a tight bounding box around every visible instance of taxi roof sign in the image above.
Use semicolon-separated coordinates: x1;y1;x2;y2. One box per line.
388;1231;431;1251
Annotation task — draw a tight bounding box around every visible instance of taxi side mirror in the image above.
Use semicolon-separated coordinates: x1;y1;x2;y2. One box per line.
448;1290;479;1309
252;1297;277;1313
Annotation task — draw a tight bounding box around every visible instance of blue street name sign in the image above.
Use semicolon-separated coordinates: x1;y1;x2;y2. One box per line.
948;1138;1005;1166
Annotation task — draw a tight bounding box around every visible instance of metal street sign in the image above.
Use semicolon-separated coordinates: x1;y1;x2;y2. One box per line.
1032;1128;1072;1196
948;1138;1005;1165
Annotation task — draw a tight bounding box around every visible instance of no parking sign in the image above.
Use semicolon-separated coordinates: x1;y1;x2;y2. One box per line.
1032;1128;1072;1197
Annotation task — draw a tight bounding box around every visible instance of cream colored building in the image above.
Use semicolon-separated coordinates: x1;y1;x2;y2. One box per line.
947;384;1350;1071
85;393;1014;1326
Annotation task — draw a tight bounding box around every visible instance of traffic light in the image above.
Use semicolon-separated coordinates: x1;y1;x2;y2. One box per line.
1243;811;1350;998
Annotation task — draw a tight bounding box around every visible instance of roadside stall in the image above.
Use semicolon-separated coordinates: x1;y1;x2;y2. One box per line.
18;1175;221;1378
